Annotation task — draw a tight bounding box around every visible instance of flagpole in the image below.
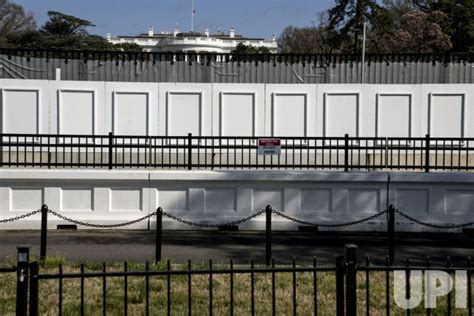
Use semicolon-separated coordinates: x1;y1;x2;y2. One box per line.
191;0;194;32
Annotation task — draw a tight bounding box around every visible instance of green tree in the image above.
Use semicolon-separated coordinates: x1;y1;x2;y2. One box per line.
231;43;271;54
8;11;141;51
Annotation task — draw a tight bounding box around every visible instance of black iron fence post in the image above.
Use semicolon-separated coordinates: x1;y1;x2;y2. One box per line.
155;207;163;263
335;255;345;316
265;205;272;266
16;246;30;316
187;133;192;170
40;204;48;260
425;134;430;173
108;132;113;170
344;134;349;172
388;205;395;265
29;261;39;316
345;244;358;316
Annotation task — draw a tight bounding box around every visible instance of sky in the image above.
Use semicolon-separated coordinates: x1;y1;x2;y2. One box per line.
14;0;335;39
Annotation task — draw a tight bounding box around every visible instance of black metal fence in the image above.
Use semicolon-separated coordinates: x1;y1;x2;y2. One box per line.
2;48;474;83
1;133;473;172
5;244;472;315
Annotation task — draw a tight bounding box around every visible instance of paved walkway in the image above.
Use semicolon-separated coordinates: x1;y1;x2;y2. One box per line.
0;230;473;265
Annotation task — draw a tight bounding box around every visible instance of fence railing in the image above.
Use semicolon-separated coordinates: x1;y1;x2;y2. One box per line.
1;133;473;172
3;244;472;315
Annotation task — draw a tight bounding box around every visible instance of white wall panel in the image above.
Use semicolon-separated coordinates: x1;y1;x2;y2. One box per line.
10;188;43;211
167;92;201;136
429;94;464;137
376;94;411;137
220;93;254;136
61;188;93;211
2;89;39;134
0;170;474;231
272;94;307;136
58;90;94;134
265;85;316;136
324;93;359;137
158;189;189;213
0;80;472;139
113;92;149;135
300;189;331;213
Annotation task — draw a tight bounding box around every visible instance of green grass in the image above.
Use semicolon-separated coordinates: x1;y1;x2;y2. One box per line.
0;256;472;315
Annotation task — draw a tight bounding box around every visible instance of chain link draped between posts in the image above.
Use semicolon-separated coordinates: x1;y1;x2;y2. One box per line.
271;209;388;227
395;209;474;229
0;209;40;223
47;209;158;228
2;207;474;230
161;209;266;228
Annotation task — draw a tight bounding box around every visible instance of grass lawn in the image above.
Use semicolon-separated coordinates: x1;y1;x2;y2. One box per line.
0;256;471;315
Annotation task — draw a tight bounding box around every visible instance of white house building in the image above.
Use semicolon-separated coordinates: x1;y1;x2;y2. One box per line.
106;27;278;53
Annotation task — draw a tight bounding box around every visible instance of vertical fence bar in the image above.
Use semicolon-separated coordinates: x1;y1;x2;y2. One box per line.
271;258;276;316
335;255;345;316
167;260;171;316
265;205;272;266
425;134;430;173
102;263;107;316
29;261;39;316
187;133;192;170
59;264;63;316
388;205;395;265
40;204;48;260
80;263;84;316
188;260;192;316
344;134;349;172
156;207;163;263
108;132;113;170
292;257;297;316
124;261;128;316
16;246;30;316
145;261;149;316
230;259;234;316
209;259;213;316
251;259;255;316
345;244;358;316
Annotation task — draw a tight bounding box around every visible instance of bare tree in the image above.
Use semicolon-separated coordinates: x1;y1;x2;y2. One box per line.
0;0;36;44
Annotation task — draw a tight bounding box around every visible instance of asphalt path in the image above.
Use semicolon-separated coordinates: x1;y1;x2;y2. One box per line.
1;230;473;266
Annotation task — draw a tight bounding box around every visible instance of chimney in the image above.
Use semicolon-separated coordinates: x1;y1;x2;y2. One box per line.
272;34;276;41
148;26;154;37
204;28;210;37
229;27;235;38
106;33;112;41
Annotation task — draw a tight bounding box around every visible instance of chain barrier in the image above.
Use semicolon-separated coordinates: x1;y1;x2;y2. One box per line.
271;209;388;227
395;209;474;229
0;209;41;223
3;207;474;230
161;209;266;228
47;209;157;228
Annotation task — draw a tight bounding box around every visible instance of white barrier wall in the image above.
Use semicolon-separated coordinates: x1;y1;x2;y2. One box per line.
1;79;473;138
1;169;473;232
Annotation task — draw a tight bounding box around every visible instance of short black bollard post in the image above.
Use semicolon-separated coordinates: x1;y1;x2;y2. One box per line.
108;132;113;170
388;205;395;265
265;205;272;266
335;255;345;316
40;204;48;260
344;134;350;172
187;133;193;170
155;207;163;263
345;244;358;316
29;261;39;316
16;246;30;316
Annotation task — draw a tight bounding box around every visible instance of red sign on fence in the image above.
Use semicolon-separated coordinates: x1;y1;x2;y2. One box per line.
257;138;281;155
